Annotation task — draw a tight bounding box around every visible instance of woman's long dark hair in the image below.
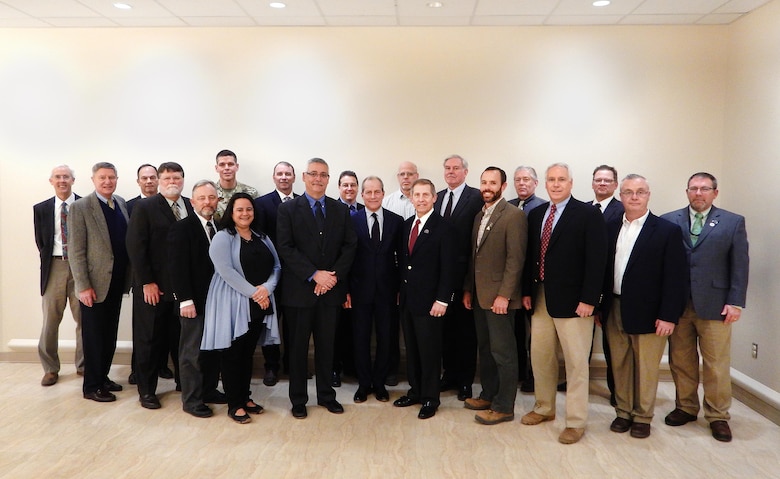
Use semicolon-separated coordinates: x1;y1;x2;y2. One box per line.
219;192;258;236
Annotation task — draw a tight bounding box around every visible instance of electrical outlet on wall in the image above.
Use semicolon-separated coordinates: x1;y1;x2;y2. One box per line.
752;343;758;359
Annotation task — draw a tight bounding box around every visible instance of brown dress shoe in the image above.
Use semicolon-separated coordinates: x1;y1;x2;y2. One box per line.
558;427;585;444
630;422;651;438
521;411;555;425
464;398;491;410
710;421;732;442
665;408;697;426
41;372;58;386
475;410;514;425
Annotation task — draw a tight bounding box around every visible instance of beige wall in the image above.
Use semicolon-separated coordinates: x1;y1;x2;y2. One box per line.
725;0;780;390
0;15;771;391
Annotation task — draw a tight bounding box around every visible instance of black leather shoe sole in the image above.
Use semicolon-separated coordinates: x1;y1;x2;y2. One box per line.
84;389;116;402
318;400;344;414
374;388;390;402
140;395;161;410
184;405;213;418
393;396;420;407
418;404;437;419
104;380;123;392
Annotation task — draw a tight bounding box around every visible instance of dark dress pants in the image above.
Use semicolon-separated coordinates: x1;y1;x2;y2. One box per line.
401;307;442;406
352;301;393;389
178;313;216;410
474;307;519;414
515;309;533;381
441;297;477;387
220;317;263;412
81;285;123;394
133;297;179;397
285;303;339;406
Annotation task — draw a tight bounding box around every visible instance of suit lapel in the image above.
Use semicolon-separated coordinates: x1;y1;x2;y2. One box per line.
476;201;504;252
624;214;655;274
696;207;720;247
411;214;436;256
88;194;111;245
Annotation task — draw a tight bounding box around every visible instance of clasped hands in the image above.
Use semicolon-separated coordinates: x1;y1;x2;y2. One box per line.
313;270;337;296
252;285;271;309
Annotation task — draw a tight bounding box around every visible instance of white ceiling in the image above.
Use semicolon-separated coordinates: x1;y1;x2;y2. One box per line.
0;0;772;28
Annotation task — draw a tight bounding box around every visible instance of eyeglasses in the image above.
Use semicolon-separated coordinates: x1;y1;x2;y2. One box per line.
305;172;330;179
619;190;650;198
593;178;615;184
687;187;715;193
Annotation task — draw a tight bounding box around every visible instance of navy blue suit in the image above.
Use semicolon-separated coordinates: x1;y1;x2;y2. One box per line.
348;208;403;389
600;197;624;225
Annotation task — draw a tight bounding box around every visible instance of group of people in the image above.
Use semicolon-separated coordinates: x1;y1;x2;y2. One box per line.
33;151;748;443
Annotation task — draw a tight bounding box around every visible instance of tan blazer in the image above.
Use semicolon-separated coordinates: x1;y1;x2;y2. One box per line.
68;192;131;303
464;198;528;310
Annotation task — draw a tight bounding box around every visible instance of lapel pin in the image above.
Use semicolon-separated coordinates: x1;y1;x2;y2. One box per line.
423;229;430;234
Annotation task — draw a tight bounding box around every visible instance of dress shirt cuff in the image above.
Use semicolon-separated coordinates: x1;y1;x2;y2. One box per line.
435;300;448;307
179;299;194;309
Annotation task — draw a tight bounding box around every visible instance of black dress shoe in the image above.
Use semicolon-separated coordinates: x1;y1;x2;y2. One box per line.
203;390;228;404
158;367;174;379
263;369;278;387
291;404;307;419
229;408;252;424
384;375;399;387
318;399;344;414
439;378;457;392
354;387;370;403
331;371;342;388
374;387;390;402
184;404;213;418
140;394;161;409
665;408;697;426
710;420;732;442
393;395;420;408
610;417;632;433
245;400;264;414
418;401;437;419
104;379;123;392
457;385;473;401
175;383;182;392
84;389;116;402
128;372;137;385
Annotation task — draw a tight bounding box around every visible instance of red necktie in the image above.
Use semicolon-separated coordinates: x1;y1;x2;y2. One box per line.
539;203;557;281
408;219;421;253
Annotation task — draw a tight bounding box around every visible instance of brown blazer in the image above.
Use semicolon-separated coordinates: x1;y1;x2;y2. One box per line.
463;198;528;310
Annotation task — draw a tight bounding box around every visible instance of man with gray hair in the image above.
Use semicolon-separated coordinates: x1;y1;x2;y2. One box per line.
34;165;84;386
69;162;131;402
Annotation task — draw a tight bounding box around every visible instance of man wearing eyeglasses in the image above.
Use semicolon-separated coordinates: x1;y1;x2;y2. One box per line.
276;158;357;419
601;174;687;439
660;172;749;443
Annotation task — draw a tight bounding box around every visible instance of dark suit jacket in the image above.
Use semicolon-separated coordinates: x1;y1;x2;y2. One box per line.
33;194;81;295
253;191;299;244
601;197;625;224
348;208;403;306
661;205;749;320
276;195;357;308
523;196;608;317
399;213;457;316
126;195;142;217
464;199;528;310
602;213;688;334
126;193;194;298
433;184;484;285
339;199;365;213
508;194;546;214
167;214;216;314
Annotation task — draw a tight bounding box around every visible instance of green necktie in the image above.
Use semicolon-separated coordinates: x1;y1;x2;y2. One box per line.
691;212;704;245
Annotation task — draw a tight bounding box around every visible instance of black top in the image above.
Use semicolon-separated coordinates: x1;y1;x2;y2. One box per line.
239;234;274;320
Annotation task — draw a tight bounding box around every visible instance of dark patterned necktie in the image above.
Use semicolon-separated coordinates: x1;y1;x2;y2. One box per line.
444;191;454;218
408;219;420;253
371;212;381;248
539;203;557;281
61;202;69;260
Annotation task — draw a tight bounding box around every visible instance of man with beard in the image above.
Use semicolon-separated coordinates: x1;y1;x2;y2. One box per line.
463;167;527;425
168;180;225;418
127;162;193;409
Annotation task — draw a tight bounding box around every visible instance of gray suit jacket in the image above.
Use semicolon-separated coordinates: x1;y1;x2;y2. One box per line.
69;193;132;302
464;198;528;310
661;205;748;320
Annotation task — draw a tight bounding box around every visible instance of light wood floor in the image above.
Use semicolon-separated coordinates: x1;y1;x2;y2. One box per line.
1;362;778;479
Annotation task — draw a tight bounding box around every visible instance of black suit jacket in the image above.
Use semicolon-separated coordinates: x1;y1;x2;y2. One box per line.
523;196;608;317
276;195;357;308
33;194;80;295
126;194;194;298
508;193;546;213
433;185;483;286
601;197;625;224
253;191;299;244
602;213;688;334
167;214;216;314
348;208;403;306
399;213;457;316
126;195;142;217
